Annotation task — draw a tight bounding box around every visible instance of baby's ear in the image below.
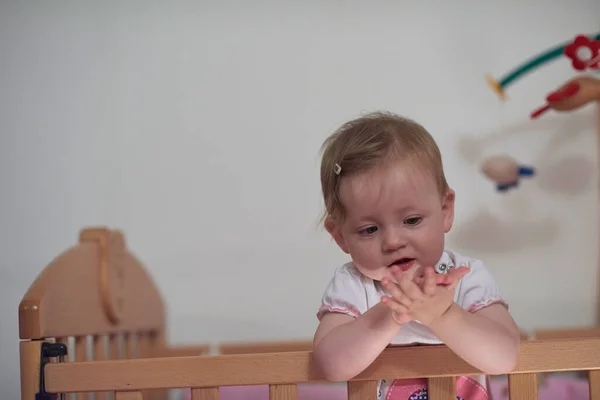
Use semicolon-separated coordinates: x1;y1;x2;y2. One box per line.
324;217;350;254
324;217;336;234
442;188;455;233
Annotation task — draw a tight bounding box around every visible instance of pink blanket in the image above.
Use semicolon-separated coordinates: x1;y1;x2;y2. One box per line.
490;375;589;400
182;375;589;399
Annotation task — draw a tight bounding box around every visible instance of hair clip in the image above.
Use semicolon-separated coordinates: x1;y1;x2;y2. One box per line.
334;163;342;175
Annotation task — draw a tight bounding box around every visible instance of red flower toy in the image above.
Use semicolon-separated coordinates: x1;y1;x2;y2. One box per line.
564;34;600;71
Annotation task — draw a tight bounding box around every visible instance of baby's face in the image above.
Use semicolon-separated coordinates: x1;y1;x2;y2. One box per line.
328;159;454;282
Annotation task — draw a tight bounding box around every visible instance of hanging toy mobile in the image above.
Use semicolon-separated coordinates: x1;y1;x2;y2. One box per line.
485;32;600;103
481;32;600;192
529;34;600;119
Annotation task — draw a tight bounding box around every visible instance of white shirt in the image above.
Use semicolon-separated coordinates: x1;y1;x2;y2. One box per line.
316;249;508;400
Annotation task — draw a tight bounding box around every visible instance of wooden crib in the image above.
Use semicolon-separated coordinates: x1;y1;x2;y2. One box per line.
18;227;600;400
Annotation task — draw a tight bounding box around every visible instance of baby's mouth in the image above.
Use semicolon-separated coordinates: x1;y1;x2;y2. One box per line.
388;258;416;272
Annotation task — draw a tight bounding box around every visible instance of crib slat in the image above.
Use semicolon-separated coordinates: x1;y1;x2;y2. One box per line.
508;373;537;400
94;335;110;400
136;333;151;400
55;337;68;358
57;337;73;400
269;384;297;399
589;370;600;399
427;377;455;400
347;380;378;400
137;332;167;400
19;340;43;400
110;334;120;360
191;387;219;400
108;334;121;400
149;331;167;400
138;333;149;358
75;336;88;400
125;333;137;359
115;391;143;400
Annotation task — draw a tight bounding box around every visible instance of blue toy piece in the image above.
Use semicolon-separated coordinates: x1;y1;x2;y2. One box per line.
496;165;536;192
497;181;519;191
518;166;535;176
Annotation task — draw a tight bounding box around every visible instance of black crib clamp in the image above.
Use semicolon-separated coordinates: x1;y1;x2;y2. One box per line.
36;341;68;400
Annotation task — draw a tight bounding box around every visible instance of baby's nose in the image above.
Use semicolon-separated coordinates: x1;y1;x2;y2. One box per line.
382;231;406;252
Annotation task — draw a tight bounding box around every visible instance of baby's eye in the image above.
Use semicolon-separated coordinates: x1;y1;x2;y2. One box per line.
404;216;422;226
359;226;378;235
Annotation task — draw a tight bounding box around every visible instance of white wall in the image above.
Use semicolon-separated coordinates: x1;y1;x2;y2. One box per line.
1;1;599;397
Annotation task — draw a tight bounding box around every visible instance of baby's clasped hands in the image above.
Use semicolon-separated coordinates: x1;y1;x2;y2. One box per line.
380;265;469;326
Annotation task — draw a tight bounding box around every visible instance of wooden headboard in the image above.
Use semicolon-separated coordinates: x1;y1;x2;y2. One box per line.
18;227;168;399
19;227;165;340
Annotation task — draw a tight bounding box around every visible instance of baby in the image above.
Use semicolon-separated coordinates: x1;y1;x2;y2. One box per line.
312;112;520;399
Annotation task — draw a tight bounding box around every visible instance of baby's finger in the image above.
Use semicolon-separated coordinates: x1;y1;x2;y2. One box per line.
439;266;469;286
450;266;469;281
390;265;412;282
446;269;470;291
414;271;458;286
381;295;409;317
413;275;428;285
382;278;413;309
453;266;470;277
398;274;423;301
422;267;436;296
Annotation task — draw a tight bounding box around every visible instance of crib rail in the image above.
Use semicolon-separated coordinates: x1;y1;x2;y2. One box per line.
41;337;600;399
219;340;313;355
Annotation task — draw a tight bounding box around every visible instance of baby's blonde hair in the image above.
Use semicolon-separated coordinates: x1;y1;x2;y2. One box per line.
319;111;449;223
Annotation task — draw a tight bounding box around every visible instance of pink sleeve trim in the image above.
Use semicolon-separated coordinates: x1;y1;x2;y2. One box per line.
316;305;360;320
468;298;509;313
